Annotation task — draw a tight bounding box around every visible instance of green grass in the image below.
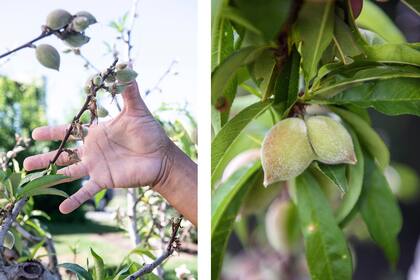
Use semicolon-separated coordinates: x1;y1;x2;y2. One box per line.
46;220;196;278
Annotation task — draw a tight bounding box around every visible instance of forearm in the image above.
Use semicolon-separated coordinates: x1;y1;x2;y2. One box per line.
154;142;197;226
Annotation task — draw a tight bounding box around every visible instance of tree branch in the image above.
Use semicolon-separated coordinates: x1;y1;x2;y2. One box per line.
125;216;182;280
0;31;55;60
49;58;119;165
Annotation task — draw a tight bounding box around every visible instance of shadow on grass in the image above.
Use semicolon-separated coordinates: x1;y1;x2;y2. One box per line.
46;220;123;235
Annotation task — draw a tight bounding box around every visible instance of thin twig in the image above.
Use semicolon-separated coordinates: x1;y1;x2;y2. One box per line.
126;0;140;64
0;31;54;60
125;216;183;280
49;58;119;165
145;60;178;96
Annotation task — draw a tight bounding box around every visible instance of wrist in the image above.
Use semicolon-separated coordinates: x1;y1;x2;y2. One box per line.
153;140;197;225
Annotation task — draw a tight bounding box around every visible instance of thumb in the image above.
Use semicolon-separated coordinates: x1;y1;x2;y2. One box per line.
122;81;149;113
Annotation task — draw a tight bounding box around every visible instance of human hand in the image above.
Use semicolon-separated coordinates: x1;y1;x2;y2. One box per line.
24;82;174;214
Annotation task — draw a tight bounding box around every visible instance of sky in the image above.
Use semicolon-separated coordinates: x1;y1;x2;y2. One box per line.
0;0;197;124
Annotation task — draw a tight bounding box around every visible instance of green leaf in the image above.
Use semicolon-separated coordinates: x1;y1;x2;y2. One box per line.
90;248;105;280
295;171;352;280
212;14;234;70
231;0;292;41
211;162;261;280
322;78;420;116
16;174;67;199
317;163;348;193
19;170;48;187
296;0;334;84
248;49;277;98
58;263;93;280
272;46;301;116
211;100;274;185
335;128;364;226
94;189;107;208
363;44;420;66
221;7;261;35
312;65;420;97
30;239;46;259
212;46;269;105
356;0;405;44
128;247;156;260
402;0;420;15
333;17;363;63
330;107;389;170
112;264;132;280
23;187;68;198
359;153;402;265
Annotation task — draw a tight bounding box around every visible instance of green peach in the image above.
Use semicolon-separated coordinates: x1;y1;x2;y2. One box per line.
261;118;316;186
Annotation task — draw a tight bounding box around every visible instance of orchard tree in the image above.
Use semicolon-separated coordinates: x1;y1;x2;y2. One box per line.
211;0;420;279
0;7;192;280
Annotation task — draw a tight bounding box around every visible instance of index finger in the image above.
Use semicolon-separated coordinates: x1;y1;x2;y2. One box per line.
32;124;71;141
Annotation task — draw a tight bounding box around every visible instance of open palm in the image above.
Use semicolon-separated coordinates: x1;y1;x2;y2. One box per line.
24;82;172;214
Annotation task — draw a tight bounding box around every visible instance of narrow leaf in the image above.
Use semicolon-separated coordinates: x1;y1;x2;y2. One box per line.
359;153;402;265
91;248;105;280
322;78;420;117
231;0;292;41
212;46;269;105
295;171;352;280
296;0;334;84
336;128;364;225
356;0;405;44
58;263;93;280
16;174;68;199
317;163;349;193
212;162;261;280
312;65;420;98
211;100;274;184
364;44;420;66
24;188;68;198
272;46;301;116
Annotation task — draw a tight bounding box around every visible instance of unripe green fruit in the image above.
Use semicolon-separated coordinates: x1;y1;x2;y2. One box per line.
305;115;356;165
46;9;72;30
116;63;128;70
97;106;109;118
109;83;128;95
116;69;138;83
261;118;315;186
64;33;90;48
92;74;102;86
75;11;97;25
72;16;89;32
3;230;15;250
265;200;299;253
35;44;60;71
